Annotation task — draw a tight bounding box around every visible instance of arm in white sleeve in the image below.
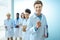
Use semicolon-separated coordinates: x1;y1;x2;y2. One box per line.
44;17;48;38
26;18;38;34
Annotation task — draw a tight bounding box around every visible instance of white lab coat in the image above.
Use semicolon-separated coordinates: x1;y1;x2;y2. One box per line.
4;19;14;38
22;19;30;40
27;13;48;40
19;18;24;38
14;18;21;37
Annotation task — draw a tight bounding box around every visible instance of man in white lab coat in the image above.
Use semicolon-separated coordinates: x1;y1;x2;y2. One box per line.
27;1;48;40
4;13;14;40
14;13;22;40
22;9;31;40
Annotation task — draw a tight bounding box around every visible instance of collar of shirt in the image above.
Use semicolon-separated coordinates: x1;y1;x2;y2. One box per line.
33;13;42;20
16;17;19;21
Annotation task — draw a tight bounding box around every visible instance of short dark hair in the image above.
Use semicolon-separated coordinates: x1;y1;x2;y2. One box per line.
25;9;31;14
34;1;43;6
16;13;19;15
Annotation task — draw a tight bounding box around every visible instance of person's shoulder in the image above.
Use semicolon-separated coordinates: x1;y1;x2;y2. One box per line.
14;18;17;21
30;14;35;19
42;14;45;17
29;15;33;20
10;18;14;20
23;19;26;22
4;19;7;22
10;18;14;22
42;14;47;20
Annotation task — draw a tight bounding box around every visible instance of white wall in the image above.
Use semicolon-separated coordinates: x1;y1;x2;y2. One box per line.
0;0;11;39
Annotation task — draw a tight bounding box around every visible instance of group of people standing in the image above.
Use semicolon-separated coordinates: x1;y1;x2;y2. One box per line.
4;1;48;40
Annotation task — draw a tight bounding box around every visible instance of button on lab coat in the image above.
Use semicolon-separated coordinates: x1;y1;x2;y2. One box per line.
27;13;48;40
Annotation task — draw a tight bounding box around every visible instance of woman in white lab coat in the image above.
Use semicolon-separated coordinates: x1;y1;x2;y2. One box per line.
19;13;25;40
22;9;31;40
4;13;14;40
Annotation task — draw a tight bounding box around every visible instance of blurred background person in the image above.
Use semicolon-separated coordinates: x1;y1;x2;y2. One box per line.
14;13;21;40
4;13;14;40
19;12;25;40
22;9;31;40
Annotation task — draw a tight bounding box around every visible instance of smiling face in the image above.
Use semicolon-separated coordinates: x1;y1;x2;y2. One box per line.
25;12;29;19
34;4;42;15
34;1;43;16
